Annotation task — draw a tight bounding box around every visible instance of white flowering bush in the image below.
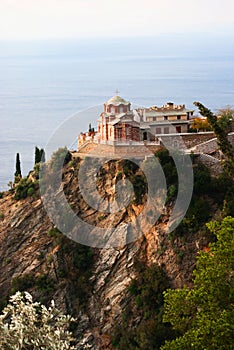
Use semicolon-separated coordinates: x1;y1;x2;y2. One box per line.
0;291;76;350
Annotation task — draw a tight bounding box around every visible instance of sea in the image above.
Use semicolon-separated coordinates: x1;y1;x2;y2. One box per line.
0;34;234;191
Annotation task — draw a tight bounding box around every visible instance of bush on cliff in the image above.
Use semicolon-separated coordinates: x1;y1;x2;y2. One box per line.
162;216;234;350
0;291;75;350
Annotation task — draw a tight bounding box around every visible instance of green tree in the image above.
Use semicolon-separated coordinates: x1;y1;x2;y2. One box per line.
161;216;234;350
50;147;72;171
35;146;41;165
194;102;234;177
35;146;45;164
40;148;45;163
0;291;75;349
14;153;22;182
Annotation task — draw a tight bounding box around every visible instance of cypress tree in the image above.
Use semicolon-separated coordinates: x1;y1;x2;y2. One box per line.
35;146;41;165
14;153;22;182
40;149;45;163
35;146;45;164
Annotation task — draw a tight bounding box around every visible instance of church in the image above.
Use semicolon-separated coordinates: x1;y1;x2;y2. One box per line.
78;94;194;147
97;95;142;142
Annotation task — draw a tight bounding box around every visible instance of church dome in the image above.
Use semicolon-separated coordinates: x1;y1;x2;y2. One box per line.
106;95;130;106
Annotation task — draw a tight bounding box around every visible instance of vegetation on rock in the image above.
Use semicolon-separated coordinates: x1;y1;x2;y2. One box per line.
14;153;22;183
194;102;234;177
0;291;75;350
112;262;176;350
162;216;234;350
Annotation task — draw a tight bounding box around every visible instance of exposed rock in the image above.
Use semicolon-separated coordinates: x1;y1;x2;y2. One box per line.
0;157;211;349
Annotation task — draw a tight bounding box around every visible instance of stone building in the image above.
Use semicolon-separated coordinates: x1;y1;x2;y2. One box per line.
97;95;140;142
137;102;194;135
78;95;194;146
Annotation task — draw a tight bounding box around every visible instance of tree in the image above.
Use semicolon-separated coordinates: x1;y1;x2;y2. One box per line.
40;148;45;163
35;147;45;164
161;216;234;350
191;117;212;132
14;153;22;182
50;147;72;171
217;105;234;119
35;146;41;165
194;102;234;177
0;291;75;350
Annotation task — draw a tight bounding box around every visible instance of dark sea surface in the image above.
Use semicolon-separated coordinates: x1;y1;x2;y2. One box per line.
0;35;234;190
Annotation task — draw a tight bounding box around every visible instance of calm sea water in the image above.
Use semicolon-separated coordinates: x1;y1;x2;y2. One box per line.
0;35;234;190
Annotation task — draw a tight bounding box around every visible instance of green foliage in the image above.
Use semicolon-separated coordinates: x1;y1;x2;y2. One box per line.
48;229;95;308
155;150;178;199
35;146;41;164
194;102;234;178
0;192;3;199
0;291;75;350
193;163;212;195
11;274;35;294
129;174;147;205
128;263;169;312
27;187;35;196
162;216;234;350
14;177;38;200
11;273;55;295
14;153;22;182
51;147;72;171
112;263;176;350
120;159;147;205
47;227;64;244
98;214;105;221
35;146;45;164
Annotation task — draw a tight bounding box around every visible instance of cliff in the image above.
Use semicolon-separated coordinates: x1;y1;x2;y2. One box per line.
0;153;221;349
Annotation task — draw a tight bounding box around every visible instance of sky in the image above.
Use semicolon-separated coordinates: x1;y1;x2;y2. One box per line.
0;0;234;40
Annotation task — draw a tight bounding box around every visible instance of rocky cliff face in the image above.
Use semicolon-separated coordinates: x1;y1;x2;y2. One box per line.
0;155;210;349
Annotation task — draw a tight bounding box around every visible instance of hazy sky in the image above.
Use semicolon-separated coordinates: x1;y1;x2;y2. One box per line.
0;0;234;40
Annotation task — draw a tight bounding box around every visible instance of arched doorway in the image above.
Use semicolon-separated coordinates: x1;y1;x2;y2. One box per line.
143;131;148;141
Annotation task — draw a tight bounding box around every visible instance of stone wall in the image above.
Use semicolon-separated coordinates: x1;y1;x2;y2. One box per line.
196;154;223;176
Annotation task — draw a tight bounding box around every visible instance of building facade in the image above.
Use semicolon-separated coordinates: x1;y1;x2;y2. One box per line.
78;95;194;146
97;95;141;142
138;102;194;135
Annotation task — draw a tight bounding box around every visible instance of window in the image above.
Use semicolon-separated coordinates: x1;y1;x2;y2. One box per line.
164;127;169;134
177;115;181;120
164;116;168;120
156;128;161;134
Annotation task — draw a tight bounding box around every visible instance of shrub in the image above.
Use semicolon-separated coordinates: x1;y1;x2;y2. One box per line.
0;192;3;199
14;177;38;200
51;147;72;171
193;163;212;195
27;187;35;196
155;149;178;187
0;292;75;350
11;273;55;295
112;262;176;349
